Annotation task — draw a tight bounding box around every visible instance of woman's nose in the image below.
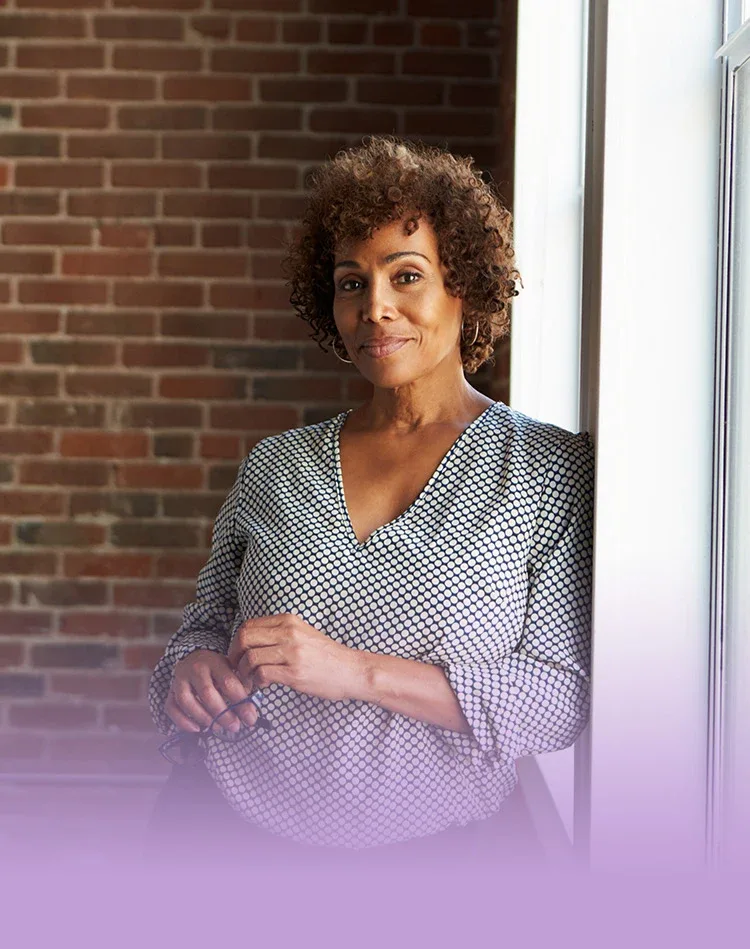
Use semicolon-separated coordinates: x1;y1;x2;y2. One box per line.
361;276;394;320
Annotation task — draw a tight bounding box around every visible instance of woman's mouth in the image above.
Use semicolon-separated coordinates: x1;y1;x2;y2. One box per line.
359;338;410;358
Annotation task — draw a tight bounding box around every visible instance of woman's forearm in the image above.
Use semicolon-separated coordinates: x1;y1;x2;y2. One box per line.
354;650;472;735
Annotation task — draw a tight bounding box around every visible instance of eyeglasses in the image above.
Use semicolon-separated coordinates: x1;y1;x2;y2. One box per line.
158;693;273;766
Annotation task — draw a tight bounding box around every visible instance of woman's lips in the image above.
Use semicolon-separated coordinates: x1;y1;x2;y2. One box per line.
359;338;410;358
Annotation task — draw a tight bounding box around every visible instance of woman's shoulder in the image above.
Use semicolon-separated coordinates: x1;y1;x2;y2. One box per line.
489;401;593;467
239;411;344;470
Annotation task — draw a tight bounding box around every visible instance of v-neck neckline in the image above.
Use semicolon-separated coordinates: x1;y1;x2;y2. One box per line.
332;402;497;549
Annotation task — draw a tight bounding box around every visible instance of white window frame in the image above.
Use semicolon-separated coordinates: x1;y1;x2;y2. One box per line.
513;0;723;870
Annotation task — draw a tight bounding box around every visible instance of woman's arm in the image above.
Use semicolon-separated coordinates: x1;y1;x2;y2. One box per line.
356;651;472;734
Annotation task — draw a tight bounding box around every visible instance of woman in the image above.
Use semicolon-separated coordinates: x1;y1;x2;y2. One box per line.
145;136;596;871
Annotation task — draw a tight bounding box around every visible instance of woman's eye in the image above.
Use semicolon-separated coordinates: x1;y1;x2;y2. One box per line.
397;271;421;285
338;277;362;292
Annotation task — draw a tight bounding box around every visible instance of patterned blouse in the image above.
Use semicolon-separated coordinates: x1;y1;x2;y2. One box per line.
148;400;596;850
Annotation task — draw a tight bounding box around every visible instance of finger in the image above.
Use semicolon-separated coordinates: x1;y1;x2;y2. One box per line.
211;668;258;730
164;693;201;733
237;644;287;677
181;673;239;734
229;618;285;666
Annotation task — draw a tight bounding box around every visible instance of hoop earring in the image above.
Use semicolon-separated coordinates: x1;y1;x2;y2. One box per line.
462;320;479;346
331;337;353;364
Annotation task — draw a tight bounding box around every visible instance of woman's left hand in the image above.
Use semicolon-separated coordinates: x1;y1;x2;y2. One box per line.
227;613;368;703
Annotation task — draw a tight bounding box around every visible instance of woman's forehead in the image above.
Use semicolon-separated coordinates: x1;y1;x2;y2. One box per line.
335;216;438;260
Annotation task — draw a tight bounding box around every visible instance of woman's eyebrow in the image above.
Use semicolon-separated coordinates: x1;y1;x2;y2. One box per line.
333;251;431;270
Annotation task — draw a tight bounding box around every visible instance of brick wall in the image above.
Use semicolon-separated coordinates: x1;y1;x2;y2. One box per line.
0;0;516;776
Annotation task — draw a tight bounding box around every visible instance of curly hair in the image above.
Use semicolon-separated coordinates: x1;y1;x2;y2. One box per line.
284;135;521;375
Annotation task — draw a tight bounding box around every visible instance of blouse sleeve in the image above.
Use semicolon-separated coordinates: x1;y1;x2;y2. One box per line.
147;455;249;736
439;430;596;771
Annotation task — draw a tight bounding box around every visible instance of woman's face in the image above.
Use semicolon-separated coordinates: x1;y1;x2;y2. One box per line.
331;215;464;389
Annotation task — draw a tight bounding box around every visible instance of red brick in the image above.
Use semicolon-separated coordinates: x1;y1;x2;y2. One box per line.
257;134;347;162
115;464;204;490
0;132;61;158
118;105;206;131
0;491;64;516
403;50;493;78
201;223;242;248
122;644;167;670
0;522;10;544
308;50;393;75
250;254;285;280
209;403;297;432
114;583;194;610
65;373;152;398
154;223;194;247
160;375;246;400
162;133;250;161
0;643;24;668
309;108;398;134
62;251;152;278
122;342;210;368
405;109;495;137
111;162;201;189
235;17;277;42
0;553;56;576
190;16;231;41
66;310;155;337
21;104;109;130
15;401;104;428
49;672;145;702
207;163;297;190
158;252;247;279
68;134;156;159
280;18;321;44
18;280;106;306
163;192;254;220
16;162;104;188
68;192;156;218
117;402;202;429
155;552;207;579
253;375;341;401
0;610;52;636
16;44;105;70
209;282;289;310
259;78;346;103
211;48;300;74
19;579;108;607
112;45;201;73
0;73;60;98
93;15;183;41
0;13;86;38
407;0;495;14
9;703;97;729
3;222;92;246
0;733;45;760
213;106;301;131
309;0;396;11
0;370;58;397
0;191;59;215
0;250;54;274
328;19;368;44
0;340;23;363
98;224;152;249
66;74;156;101
114;281;203;308
102;704;155;731
60;432;148;459
255;314;309;341
160;311;247;339
0;430;53;454
357;79;443;106
30;340;116;366
16;521;105;547
200;433;241;461
164;76;252;101
419;22;463;46
19;460;109;487
372;20;415;45
63;553;152;580
449;82;507;109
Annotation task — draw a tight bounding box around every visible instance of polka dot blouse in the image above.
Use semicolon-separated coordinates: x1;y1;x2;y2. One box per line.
148;400;596;850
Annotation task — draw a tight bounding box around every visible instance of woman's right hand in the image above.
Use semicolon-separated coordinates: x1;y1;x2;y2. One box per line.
164;649;259;735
